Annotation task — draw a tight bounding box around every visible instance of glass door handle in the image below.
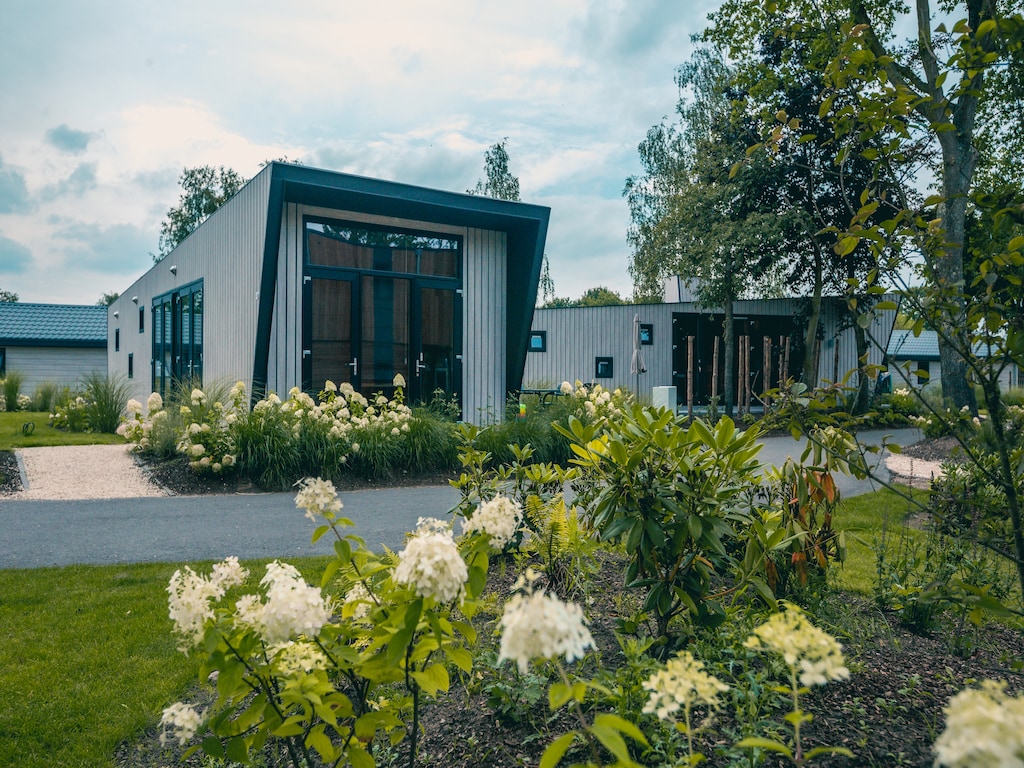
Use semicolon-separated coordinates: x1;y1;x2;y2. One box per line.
349;358;358;376
415;353;427;374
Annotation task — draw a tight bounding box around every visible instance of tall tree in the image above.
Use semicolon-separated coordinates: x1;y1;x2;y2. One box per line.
467;139;520;201
96;292;119;307
156;166;245;262
0;286;17;303
709;0;1024;410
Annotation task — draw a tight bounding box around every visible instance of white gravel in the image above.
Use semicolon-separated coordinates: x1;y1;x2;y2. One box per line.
884;453;945;489
15;444;168;500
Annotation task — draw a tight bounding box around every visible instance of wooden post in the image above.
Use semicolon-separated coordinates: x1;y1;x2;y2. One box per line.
833;335;840;384
778;335;786;386
743;335;751;413
712;336;720;401
783;337;791;381
687;335;695;418
763;336;772;405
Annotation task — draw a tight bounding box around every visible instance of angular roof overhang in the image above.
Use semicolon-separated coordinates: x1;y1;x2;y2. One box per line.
253;163;550;397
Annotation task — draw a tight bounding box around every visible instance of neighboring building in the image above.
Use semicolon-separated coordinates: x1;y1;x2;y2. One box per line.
108;163;550;421
0;303;108;393
524;297;896;408
887;328;1022;391
886;329;941;388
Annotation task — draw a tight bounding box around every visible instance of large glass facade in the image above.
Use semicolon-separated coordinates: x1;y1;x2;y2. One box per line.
152;280;203;398
303;219;461;407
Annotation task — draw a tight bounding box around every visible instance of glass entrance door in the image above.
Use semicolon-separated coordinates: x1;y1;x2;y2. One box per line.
305;276;460;405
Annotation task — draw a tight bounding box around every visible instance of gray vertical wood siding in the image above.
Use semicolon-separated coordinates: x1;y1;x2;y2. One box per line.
108;166;273;406
5;347;106;393
523;300;896;400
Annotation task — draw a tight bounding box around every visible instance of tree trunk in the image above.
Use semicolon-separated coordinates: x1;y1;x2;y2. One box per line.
723;300;735;417
801;264;823;388
853;316;872;414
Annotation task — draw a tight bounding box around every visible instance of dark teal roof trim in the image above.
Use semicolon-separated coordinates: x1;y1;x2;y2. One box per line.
255;163;550;395
0;303;107;346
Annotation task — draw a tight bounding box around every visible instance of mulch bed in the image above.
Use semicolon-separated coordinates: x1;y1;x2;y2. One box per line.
0;450;21;495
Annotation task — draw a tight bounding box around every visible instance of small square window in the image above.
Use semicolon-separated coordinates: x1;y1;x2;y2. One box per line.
595;356;613;379
529;331;547;352
114;328;120;352
139;306;145;333
128;353;134;379
640;323;653;345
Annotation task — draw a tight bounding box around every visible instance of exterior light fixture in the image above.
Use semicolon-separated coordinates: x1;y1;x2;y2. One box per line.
113;310;119;318
169;265;177;275
131;296;139;304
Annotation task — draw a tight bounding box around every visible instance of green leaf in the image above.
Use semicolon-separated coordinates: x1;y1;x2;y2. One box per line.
549;682;574;710
306;727;337;762
593;713;649;746
311;524;330;544
588;722;633;765
349;744;375;768
736;737;793;758
411;663;449;696
446;646;473;673
805;746;856;759
540;732;578;768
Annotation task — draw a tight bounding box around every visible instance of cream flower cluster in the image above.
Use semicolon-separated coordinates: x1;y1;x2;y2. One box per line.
393;518;468;604
167;557;248;651
462;495;523;549
294;477;343;522
498;574;594;673
269;640;328;676
934;680;1024;768
642;651;729;722
249;561;332;644
175;382;247;474
159;701;204;746
744;606;850;687
559;380;631;422
342;581;373;621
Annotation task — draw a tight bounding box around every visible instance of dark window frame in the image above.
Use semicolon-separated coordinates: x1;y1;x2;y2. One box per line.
595;356;613;379
138;306;145;333
128;352;134;379
114;328;120;352
640;323;653;345
529;330;547;352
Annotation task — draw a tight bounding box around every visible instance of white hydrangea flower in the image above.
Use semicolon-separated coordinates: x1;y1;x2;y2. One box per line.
393;519;468;604
270;640;328;676
167;567;220;650
642;651;728;722
159;701;204;746
210;556;248;591
294;477;343;522
233;593;265;633
258;561;331;644
744;605;849;687
126;399;143;416
190;443;205;458
393;373;406;388
343;581;373;621
498;580;594;673
559;381;573;395
934;680;1024;768
462;496;523;549
191;388;206;404
147;392;163;412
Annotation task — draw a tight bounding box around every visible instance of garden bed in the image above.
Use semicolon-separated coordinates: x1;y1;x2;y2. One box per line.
118;547;1024;768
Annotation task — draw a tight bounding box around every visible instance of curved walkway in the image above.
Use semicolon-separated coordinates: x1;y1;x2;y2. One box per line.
1;428;924;569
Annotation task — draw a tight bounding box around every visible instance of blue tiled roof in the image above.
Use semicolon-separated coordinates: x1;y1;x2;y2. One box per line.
0;303;107;346
887;329;939;359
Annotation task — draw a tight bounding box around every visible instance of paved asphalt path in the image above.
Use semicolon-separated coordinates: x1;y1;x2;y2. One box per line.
0;427;921;570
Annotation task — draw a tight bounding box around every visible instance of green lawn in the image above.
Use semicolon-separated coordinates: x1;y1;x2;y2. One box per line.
834;485;931;595
0;558;330;768
0;411;126;451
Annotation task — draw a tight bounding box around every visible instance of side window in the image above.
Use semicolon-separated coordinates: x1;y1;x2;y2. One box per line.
115;328;120;352
0;347;6;377
139;306;145;333
128;353;134;379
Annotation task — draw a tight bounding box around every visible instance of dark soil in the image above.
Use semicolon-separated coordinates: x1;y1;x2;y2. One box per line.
138;454;457;496
0;450;21;495
898;435;962;464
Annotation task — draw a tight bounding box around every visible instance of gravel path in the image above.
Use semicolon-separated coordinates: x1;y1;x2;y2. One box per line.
15;445;168;500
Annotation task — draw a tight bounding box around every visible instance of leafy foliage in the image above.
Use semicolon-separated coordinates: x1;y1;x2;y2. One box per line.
156;165;245;261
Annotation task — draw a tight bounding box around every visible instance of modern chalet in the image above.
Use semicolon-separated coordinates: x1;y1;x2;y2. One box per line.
107;163;550;421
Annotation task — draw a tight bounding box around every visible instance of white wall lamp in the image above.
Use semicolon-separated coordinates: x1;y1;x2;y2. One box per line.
113;310;119;318
131;296;139;304
169;265;177;275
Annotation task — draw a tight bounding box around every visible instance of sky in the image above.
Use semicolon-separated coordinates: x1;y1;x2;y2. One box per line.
0;0;719;306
